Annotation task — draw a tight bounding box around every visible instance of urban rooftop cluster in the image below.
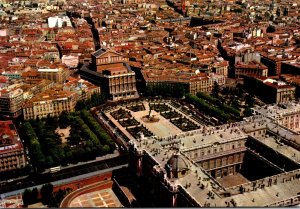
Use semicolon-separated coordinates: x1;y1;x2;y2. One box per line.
0;0;299;207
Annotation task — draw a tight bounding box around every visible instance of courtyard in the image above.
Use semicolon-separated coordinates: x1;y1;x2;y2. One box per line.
68;189;121;208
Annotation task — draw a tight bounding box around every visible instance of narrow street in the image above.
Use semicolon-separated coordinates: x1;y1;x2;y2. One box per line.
85;16;100;50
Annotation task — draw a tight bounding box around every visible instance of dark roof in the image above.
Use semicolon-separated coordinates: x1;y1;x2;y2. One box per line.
92;48;106;58
167;153;190;172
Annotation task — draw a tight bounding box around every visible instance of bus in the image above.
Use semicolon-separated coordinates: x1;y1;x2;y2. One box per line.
49;166;61;173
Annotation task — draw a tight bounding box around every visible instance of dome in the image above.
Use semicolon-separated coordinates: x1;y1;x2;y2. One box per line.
167;153;190;173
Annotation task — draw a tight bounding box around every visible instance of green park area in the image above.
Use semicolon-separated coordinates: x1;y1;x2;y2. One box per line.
22;110;115;171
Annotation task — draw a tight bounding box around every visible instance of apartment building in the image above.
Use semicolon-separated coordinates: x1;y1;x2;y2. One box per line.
244;76;295;104
37;68;70;84
64;77;101;100
0;120;27;172
142;69;226;95
23;87;77;120
0;86;23;118
235;62;268;78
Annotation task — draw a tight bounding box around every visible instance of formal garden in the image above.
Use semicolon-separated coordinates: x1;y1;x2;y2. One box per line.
111;108;132;120
170;117;200;132
149;103;172;113
22;110;115;171
118;118;140;127
161;110;182;119
126;103;146;112
126;125;154;139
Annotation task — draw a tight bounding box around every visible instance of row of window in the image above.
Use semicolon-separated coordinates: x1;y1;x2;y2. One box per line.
214;165;236;178
0;158;19;163
187;141;244;159
97;56;122;64
113;92;136;99
0;164;24;171
110;86;135;93
24;102;72;113
25;107;70;115
250;129;266;137
200;154;243;170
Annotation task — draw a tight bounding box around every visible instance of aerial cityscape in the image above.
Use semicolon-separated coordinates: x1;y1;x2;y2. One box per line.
0;0;299;207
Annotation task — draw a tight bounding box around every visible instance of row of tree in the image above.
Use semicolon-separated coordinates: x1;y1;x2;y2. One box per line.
23;183;72;207
22;122;46;171
29;116;65;169
75;92;107;111
80;110;115;151
185;94;231;123
196;92;240;117
145;83;187;98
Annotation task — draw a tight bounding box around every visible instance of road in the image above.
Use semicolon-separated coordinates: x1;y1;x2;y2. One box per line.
0;154;128;195
1;164;127;198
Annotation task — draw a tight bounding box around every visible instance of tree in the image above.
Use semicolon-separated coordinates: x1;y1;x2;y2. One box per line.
31;187;39;204
266;25;276;33
54;188;66;207
75;92;107;111
231;99;240;109
244;108;253;117
45;115;59;129
212;81;220;98
145;83;187;98
103;145;110;154
22;189;32;206
45;156;54;167
40;183;54;206
22;122;46;170
75;100;87;111
59;111;70;128
245;93;255;107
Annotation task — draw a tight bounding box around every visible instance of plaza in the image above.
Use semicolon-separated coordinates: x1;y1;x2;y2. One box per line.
104;100;203;139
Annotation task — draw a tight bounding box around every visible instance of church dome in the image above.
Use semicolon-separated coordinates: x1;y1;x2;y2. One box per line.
166;153;190;178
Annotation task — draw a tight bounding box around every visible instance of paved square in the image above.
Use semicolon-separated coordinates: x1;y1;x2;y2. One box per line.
217;173;250;188
106;101;203;138
69;188;121;208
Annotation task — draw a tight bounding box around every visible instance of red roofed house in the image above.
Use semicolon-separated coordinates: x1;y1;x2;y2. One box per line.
0;120;27;172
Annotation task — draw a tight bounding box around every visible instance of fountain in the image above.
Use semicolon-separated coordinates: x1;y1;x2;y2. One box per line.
141;108;160;123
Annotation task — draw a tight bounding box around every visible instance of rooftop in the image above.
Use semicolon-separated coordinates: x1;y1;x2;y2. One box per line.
23;87;76;107
253;102;300;120
0;120;23;153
